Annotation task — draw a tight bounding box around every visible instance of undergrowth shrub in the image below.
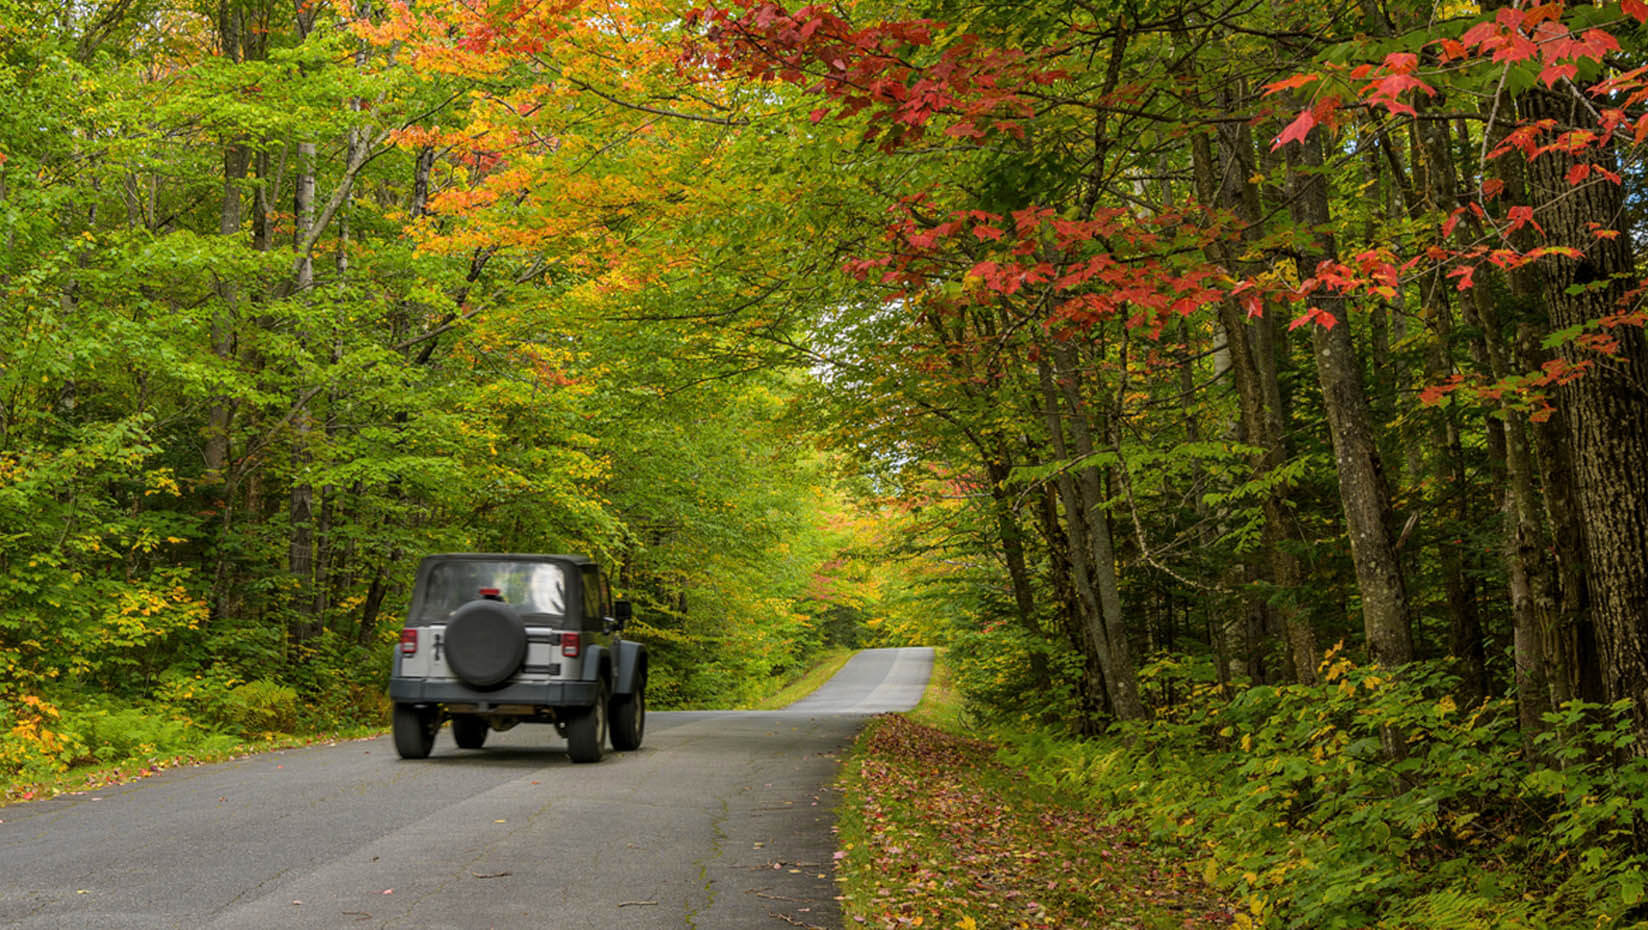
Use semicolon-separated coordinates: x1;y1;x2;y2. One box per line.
221;680;300;736
53;702;239;766
995;650;1648;929
0;694;85;782
288;629;395;729
947;623;1085;729
153;668;298;737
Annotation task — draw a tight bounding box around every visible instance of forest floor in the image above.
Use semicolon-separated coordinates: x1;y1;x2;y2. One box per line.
833;657;1234;929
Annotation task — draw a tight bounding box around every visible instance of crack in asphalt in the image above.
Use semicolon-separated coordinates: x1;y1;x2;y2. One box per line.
686;794;730;930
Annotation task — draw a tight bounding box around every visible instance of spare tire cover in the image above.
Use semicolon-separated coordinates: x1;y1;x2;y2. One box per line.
444;600;527;689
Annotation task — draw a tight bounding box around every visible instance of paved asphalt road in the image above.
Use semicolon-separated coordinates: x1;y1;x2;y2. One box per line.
0;646;934;929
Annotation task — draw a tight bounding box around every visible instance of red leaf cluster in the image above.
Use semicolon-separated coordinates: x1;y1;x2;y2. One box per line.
688;1;1055;150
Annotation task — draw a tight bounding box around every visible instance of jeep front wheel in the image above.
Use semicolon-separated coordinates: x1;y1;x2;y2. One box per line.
565;681;608;764
392;703;439;759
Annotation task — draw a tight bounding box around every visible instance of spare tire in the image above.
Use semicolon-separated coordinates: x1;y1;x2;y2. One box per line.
444;600;527;689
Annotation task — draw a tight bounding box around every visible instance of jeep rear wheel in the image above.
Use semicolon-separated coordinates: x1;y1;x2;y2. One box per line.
392;704;439;759
451;715;489;749
609;672;645;751
566;681;608;764
443;600;527;689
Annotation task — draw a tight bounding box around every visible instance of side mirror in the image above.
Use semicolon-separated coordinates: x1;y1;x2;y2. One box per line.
614;600;633;628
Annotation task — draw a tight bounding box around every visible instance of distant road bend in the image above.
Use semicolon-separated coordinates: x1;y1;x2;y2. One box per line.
0;646;935;929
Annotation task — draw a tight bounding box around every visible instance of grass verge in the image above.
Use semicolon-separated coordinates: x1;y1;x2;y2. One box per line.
834;651;1232;929
1;726;384;808
741;646;857;710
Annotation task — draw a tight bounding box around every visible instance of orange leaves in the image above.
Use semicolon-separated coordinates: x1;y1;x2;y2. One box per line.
1505;205;1544;236
859;197;1231;341
1268;57;1438;152
1349;52;1437;118
1261;73;1319;95
1418;374;1467;406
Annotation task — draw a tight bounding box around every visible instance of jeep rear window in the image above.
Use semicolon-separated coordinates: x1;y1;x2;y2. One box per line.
413;560;568;622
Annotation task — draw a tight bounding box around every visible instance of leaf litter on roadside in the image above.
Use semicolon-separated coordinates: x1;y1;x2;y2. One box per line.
836;714;1233;929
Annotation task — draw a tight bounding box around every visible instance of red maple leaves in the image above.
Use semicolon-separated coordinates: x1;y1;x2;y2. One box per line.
688;1;1056;150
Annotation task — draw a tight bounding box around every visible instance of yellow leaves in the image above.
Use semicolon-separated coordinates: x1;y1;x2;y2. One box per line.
19;694;58;718
1317;641;1351;682
106;584;208;643
143;468;180;497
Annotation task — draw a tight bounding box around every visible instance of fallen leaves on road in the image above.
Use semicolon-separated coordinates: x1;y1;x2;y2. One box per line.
836;714;1233;929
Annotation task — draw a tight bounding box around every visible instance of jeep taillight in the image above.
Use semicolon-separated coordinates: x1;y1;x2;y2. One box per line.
400;629;418;655
561;632;580;659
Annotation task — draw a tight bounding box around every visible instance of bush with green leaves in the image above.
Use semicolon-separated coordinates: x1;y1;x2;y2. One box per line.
152;668;298;738
945;622;1087;730
995;651;1648;928
54;702;239;767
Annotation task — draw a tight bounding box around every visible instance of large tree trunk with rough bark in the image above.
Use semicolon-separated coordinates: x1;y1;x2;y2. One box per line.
1522;87;1648;754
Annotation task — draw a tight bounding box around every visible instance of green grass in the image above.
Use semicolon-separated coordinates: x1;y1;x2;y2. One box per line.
905;646;966;730
2;725;385;807
740;646;856;710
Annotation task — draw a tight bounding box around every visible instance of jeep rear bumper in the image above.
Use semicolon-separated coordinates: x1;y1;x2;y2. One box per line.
389;678;600;707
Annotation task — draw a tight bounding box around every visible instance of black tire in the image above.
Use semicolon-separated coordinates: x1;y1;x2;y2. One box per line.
609;671;645;752
451;715;489;749
566;680;609;764
443;600;527;689
393;703;438;759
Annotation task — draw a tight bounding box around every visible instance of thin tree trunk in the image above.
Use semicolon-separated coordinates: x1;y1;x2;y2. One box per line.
1045;344;1147;720
1036;355;1146;722
1284;130;1414;666
1190;128;1318;683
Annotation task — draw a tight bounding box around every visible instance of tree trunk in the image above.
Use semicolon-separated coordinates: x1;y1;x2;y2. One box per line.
1523;87;1648;753
1190;127;1318;683
1049;343;1147;719
1284;130;1413;666
1035;354;1146;722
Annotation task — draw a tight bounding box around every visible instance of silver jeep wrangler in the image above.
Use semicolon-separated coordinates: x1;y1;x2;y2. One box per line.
388;553;646;763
